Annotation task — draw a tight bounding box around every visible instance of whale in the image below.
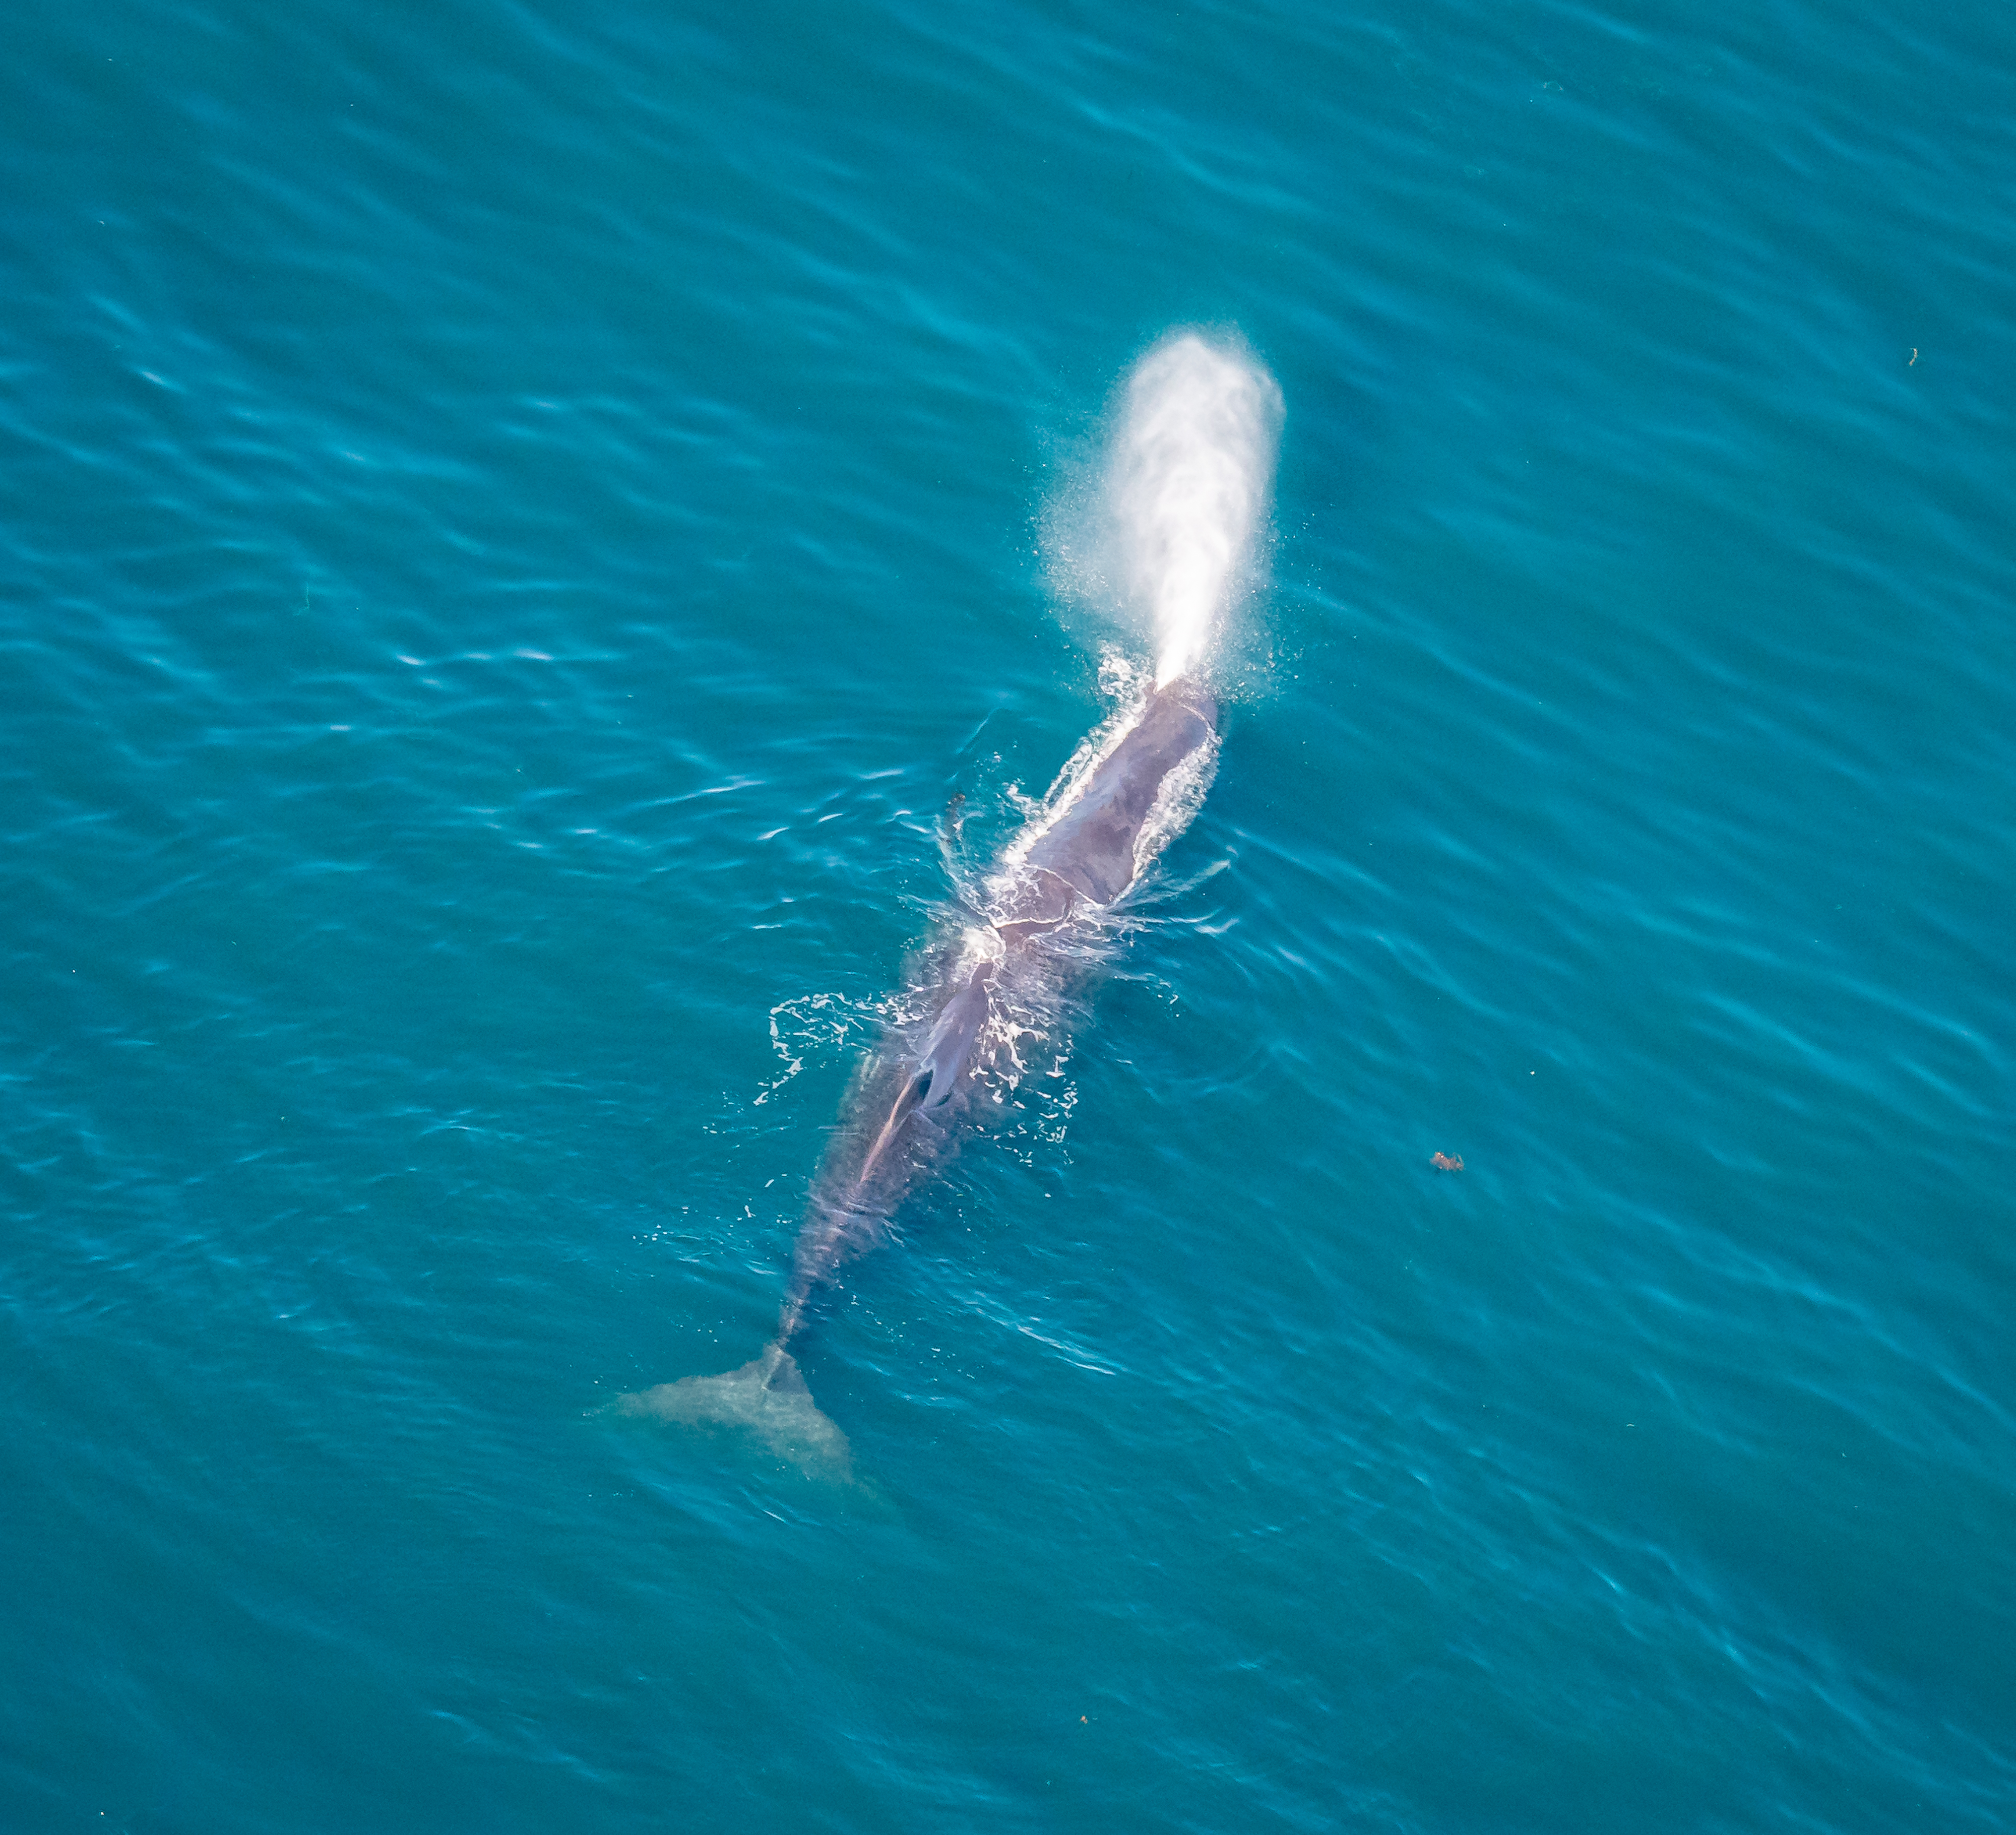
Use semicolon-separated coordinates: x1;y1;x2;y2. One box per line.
615;677;1219;1476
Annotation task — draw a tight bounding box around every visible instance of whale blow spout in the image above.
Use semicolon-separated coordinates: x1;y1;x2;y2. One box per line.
614;1343;852;1482
1110;332;1282;685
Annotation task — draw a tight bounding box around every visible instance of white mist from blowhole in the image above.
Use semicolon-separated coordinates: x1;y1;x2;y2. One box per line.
1107;331;1283;686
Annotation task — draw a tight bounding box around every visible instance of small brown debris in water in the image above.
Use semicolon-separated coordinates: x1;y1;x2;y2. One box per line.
1431;1152;1464;1172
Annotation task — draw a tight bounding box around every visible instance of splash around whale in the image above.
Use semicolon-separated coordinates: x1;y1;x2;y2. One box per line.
614;333;1280;1478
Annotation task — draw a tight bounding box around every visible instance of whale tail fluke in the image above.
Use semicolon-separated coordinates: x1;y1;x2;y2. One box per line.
612;1343;853;1482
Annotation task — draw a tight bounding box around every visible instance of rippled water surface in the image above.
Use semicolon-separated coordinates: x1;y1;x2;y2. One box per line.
5;2;2012;1830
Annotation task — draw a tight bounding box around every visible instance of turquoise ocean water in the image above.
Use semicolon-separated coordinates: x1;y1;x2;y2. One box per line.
5;2;2012;1828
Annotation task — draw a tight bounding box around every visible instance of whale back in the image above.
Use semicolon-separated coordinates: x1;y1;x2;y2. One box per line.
915;961;994;1110
1025;685;1217;906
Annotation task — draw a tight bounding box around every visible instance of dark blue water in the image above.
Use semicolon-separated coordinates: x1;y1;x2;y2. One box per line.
5;2;2012;1829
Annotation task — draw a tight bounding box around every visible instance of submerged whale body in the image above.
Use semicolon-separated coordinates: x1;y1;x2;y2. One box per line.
616;678;1220;1477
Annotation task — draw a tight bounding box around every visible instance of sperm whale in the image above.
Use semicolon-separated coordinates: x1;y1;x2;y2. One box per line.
614;331;1279;1477
615;678;1219;1475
